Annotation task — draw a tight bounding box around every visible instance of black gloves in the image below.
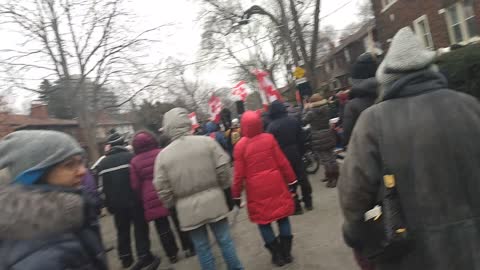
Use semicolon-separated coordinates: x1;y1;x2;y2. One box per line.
233;198;242;208
288;181;298;193
223;187;235;211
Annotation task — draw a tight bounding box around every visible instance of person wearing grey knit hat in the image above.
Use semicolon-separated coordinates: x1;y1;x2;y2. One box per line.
0;130;108;270
0;130;85;186
339;26;480;270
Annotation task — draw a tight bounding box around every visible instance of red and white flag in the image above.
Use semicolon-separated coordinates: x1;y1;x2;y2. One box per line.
231;81;252;101
188;112;199;130
252;69;282;105
208;95;223;123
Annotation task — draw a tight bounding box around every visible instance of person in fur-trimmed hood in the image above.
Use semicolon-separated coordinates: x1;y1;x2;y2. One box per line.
339;27;480;270
0;130;107;270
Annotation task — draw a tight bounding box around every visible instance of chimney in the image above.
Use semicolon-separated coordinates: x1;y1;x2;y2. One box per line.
30;102;49;119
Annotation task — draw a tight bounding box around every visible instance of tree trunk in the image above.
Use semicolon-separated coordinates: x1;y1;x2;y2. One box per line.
276;0;301;65
288;0;318;90
309;0;322;90
77;82;100;160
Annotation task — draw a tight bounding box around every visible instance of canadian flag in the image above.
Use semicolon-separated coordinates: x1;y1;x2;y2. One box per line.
231;81;252;101
252;69;282;105
208;95;223;123
188;112;199;130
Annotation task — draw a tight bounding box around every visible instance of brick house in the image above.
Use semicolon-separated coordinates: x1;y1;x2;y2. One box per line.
371;0;480;50
315;20;378;92
0;102;134;155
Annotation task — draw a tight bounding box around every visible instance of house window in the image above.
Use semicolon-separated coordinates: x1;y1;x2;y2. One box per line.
445;1;478;44
413;15;434;49
330;79;341;91
381;0;397;12
344;48;351;63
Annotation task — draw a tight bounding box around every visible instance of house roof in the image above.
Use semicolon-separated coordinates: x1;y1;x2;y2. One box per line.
316;20;375;68
3;114;77;128
1;112;133;132
334;20;375;54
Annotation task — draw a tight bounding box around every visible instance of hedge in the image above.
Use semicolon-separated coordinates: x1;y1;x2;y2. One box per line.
436;43;480;100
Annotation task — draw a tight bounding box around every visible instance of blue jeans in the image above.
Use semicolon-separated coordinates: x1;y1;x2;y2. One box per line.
189;218;243;270
258;217;292;244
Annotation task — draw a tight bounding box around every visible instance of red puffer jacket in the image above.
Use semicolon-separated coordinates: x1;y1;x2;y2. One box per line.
232;111;297;224
130;131;169;221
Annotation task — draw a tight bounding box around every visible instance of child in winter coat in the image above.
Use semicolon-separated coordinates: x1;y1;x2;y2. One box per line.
232;110;298;267
0;130;107;270
130;130;195;263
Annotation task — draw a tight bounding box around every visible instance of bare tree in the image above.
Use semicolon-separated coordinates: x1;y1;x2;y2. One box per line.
0;0;169;159
156;58;216;120
200;0;288;87
201;0;326;90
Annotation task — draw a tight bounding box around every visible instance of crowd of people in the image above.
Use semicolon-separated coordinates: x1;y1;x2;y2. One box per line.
0;26;479;270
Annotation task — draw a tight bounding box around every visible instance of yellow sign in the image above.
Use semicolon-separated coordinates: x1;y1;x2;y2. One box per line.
293;67;305;79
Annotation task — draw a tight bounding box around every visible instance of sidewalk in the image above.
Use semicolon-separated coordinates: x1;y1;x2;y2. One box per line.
101;167;357;269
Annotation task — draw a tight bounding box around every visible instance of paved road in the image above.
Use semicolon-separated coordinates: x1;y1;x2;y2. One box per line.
101;166;357;269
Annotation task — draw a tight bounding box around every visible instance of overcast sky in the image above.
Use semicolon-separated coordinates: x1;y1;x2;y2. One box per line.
1;0;367;112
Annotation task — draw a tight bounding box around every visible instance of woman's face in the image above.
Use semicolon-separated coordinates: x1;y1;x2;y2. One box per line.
44;155;87;188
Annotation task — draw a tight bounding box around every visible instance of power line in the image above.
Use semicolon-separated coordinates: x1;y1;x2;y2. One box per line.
0;1;360;82
320;0;354;20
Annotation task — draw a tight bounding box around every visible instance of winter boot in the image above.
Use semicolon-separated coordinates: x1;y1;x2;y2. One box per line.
184;248;196;258
322;169;330;182
265;238;286;267
279;235;294;264
120;255;134;268
303;196;313;211
326;170;339;188
293;195;304;215
130;254;161;270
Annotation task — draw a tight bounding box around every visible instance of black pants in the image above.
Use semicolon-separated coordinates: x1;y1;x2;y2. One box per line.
170;208;194;251
291;157;313;206
112;205;151;260
153;217;178;258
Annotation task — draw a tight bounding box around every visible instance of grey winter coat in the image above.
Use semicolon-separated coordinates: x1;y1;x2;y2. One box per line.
154;108;232;231
339;70;480;270
342;78;378;146
303;100;336;152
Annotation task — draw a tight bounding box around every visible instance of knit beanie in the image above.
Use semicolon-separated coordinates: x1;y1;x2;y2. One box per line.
309;94;325;103
107;131;124;146
376;27;436;86
0;130;84;185
351;53;378;81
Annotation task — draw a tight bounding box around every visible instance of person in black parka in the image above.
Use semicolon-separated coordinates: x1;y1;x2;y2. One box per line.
267;100;313;213
343;53;379;147
96;132;160;269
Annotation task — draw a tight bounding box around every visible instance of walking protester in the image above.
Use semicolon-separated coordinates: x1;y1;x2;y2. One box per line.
130;130;195;264
96;131;160;269
0;130;107;270
267;100;313;212
343;53;379;147
229;118;242;147
303;94;339;188
232;111;297;267
154;108;243;270
339;27;480;270
205;121;229;152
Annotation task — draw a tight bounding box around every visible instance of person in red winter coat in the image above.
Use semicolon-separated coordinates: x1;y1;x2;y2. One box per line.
231;111;298;267
130;131;195;263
